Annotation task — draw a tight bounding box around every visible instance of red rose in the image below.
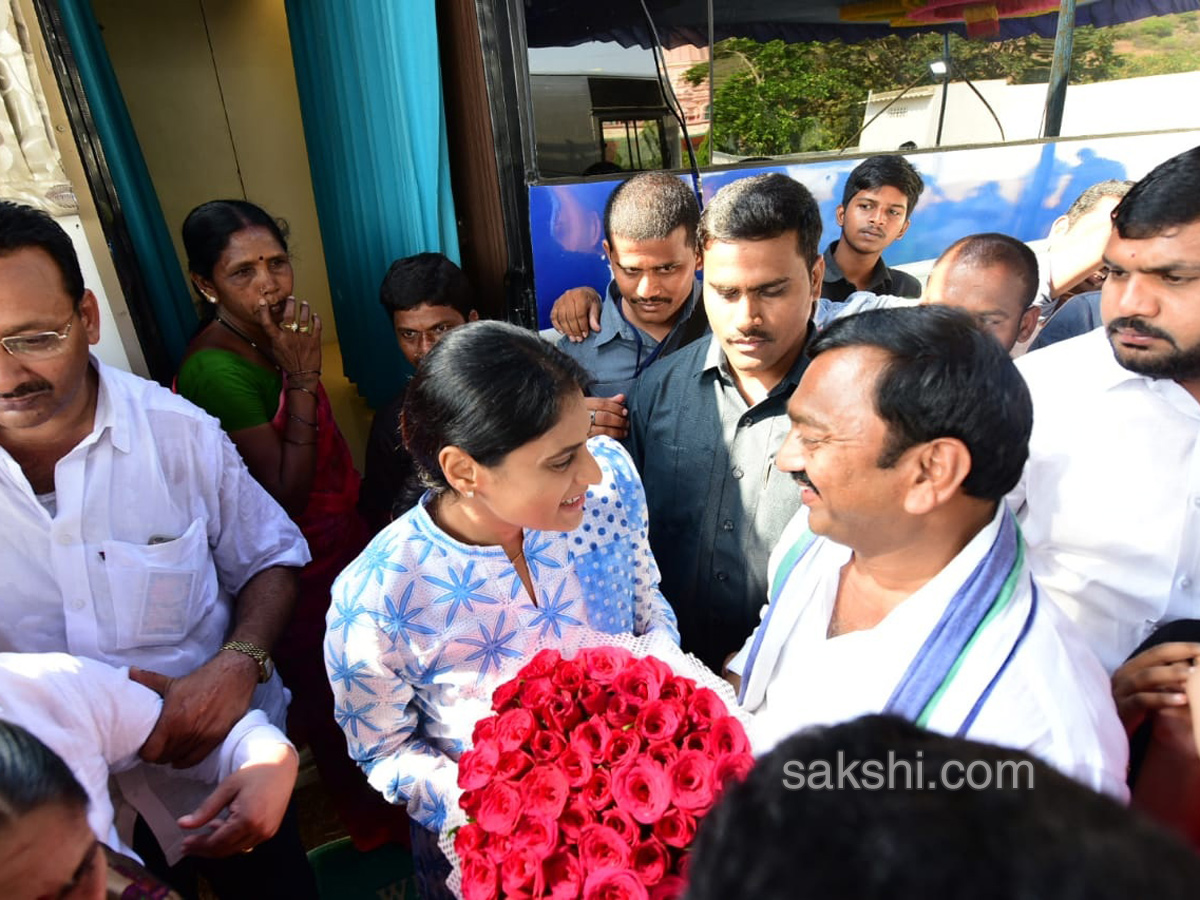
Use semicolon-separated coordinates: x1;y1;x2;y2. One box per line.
605;693;642;728
455;822;488;856
571;717;611;763
476;781;523;834
544;849;585;900
582;769;614;811
560;796;595;841
686;688;727;728
521;764;571;819
631;838;670;886
512;813;560;857
461;787;481;819
658;676;694;703
459;742;500;790
635;700;685;744
578;681;611;716
644;740;679;769
599;807;640;847
652;808;696;848
461;852;499;900
520;675;558;709
496;708;537;752
611;759;671;824
578;646;633;683
484;833;511;865
520;648;563;679
613;659;665;703
561;746;595;788
603;729;643;768
501;847;544;896
531;728;568;762
541;690;584;734
495;749;534;782
709;715;751;758
648;875;686;900
491;679;521;712
668;750;716;811
472;715;498;746
578;824;633;874
583;867;649;900
552;659;586;692
681;731;710;754
714;752;755;790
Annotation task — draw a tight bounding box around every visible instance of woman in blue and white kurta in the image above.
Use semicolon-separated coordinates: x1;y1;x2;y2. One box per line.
324;323;677;874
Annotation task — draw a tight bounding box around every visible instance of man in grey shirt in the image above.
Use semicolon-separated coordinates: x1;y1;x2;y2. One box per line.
545;173;706;437
628;173;825;671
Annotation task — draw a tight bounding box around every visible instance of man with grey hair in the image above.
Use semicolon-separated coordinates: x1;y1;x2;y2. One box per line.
628;172;824;671
546;173;704;425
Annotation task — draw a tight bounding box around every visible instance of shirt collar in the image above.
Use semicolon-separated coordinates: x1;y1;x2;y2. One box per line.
822;240;892;292
88;356;130;454
700;324;814;396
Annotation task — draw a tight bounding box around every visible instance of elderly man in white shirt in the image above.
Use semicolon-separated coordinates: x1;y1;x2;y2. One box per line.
1010;146;1200;733
729;306;1127;799
0;202;313;894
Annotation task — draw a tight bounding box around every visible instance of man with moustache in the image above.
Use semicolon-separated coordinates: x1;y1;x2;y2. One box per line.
628;172;823;671
730;306;1126;796
821;155;925;303
0;201;315;895
1010;146;1200;736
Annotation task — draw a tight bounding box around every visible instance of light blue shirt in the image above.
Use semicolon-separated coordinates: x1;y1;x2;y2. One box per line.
324;437;678;831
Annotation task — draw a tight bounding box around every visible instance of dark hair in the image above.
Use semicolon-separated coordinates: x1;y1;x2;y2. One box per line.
603;172;700;249
686;715;1200;900
1113;146;1200;239
401;321;591;494
810;306;1031;501
840;154;925;218
379;252;474;320
181;200;289;283
0;721;88;829
1064;179;1134;229
934;232;1040;311
0;201;85;305
698;173;822;270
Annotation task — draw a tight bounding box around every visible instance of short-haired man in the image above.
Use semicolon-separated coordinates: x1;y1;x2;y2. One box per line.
686;716;1199;900
821;154;925;302
1011;147;1200;727
628;172;823;671
732;307;1126;796
0;202;314;891
361;252;477;530
817;232;1041;353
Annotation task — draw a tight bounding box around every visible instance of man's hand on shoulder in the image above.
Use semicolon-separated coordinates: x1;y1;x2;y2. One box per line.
585;394;628;440
1111;641;1200;737
551;287;603;342
131;651;259;768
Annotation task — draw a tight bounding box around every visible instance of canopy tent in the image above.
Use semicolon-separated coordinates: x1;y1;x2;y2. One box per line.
523;0;1199;48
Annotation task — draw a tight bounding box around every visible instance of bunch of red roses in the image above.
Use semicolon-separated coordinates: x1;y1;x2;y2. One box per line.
451;645;754;900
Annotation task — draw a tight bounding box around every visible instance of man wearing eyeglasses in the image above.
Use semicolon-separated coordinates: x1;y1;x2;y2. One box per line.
0;201;317;897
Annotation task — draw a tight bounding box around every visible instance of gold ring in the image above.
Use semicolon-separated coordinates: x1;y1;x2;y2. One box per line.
288;322;299;333
298;324;311;334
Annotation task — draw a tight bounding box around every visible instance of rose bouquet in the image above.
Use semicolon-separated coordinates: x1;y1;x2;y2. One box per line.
443;644;754;900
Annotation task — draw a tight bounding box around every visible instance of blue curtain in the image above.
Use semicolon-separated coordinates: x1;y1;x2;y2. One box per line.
285;0;460;408
56;0;196;371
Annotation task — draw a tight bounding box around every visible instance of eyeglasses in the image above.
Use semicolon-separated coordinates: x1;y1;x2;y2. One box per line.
0;316;74;357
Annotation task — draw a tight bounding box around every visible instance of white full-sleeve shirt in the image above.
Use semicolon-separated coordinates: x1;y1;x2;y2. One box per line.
0;652;290;861
0;358;309;859
1011;328;1200;673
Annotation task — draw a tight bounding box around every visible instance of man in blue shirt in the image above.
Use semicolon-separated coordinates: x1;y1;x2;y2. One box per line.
546;173;705;438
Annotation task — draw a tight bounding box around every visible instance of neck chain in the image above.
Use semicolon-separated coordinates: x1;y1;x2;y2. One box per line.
214;312;277;368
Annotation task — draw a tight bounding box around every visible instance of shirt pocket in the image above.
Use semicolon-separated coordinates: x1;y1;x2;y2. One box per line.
101;517;217;651
573;536;637;634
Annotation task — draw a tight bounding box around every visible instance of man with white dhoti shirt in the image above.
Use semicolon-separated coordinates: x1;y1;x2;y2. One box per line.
728;306;1128;798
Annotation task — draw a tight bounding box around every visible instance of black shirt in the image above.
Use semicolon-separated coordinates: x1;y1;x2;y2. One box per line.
821;239;922;302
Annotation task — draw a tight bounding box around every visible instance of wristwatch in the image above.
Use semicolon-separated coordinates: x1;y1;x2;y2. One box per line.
220;640;275;684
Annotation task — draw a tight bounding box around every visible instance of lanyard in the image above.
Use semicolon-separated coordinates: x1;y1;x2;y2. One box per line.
612;294;668;379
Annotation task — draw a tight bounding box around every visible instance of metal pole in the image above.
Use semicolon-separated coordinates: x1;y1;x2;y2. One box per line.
935;32;949;147
1043;0;1076;137
707;0;715;162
